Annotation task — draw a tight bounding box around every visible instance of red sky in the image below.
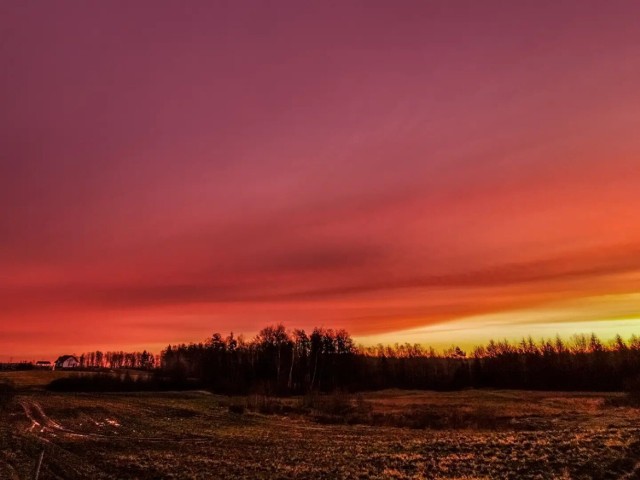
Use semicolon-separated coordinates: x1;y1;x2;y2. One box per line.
2;1;640;360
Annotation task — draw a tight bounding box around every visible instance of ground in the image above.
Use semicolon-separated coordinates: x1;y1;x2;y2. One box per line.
1;371;640;479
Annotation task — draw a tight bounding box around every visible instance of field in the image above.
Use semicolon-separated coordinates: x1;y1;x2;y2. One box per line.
2;372;640;479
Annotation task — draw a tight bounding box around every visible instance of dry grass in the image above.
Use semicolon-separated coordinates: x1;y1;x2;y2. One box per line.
0;370;153;389
0;370;95;389
1;371;639;479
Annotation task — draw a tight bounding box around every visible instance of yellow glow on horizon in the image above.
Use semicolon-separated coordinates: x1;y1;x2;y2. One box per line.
355;293;640;351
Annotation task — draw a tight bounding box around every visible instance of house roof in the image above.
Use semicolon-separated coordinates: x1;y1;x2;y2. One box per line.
55;355;78;363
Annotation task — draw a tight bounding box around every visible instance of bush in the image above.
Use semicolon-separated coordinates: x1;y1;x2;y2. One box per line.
624;376;640;399
605;376;640;407
301;392;372;424
228;403;246;415
245;394;294;415
46;373;201;392
301;391;357;413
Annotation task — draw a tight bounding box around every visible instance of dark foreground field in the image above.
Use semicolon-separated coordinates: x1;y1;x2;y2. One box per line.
1;372;640;479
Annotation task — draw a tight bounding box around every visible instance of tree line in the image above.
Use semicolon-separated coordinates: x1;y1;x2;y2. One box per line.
76;350;158;370
160;325;640;394
162;326;355;394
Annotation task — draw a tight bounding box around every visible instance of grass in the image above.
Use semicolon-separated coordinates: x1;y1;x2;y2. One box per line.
0;370;154;389
0;370;94;389
1;371;640;479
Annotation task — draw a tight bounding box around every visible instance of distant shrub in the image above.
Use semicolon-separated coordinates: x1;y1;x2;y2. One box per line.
624;376;640;400
0;381;16;410
301;392;372;424
46;373;201;392
0;362;34;372
228;403;246;415
605;376;640;407
244;394;294;414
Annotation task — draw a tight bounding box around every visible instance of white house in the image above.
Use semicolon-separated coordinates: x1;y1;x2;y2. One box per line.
54;355;80;369
35;360;52;369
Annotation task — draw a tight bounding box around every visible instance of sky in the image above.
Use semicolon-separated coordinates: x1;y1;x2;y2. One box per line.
2;1;640;360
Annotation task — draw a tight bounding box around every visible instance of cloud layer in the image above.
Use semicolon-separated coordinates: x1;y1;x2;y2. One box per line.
2;1;640;358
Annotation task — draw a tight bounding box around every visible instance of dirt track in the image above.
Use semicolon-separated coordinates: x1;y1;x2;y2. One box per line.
18;397;218;444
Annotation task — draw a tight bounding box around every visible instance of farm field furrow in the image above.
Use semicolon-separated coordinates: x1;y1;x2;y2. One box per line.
1;374;640;479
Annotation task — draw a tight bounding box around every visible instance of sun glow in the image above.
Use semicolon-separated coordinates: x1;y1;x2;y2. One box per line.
357;293;640;351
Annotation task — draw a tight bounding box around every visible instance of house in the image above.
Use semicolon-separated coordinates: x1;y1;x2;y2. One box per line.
55;355;80;369
35;360;52;369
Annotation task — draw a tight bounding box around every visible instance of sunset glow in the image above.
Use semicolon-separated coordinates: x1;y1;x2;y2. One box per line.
2;1;640;360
